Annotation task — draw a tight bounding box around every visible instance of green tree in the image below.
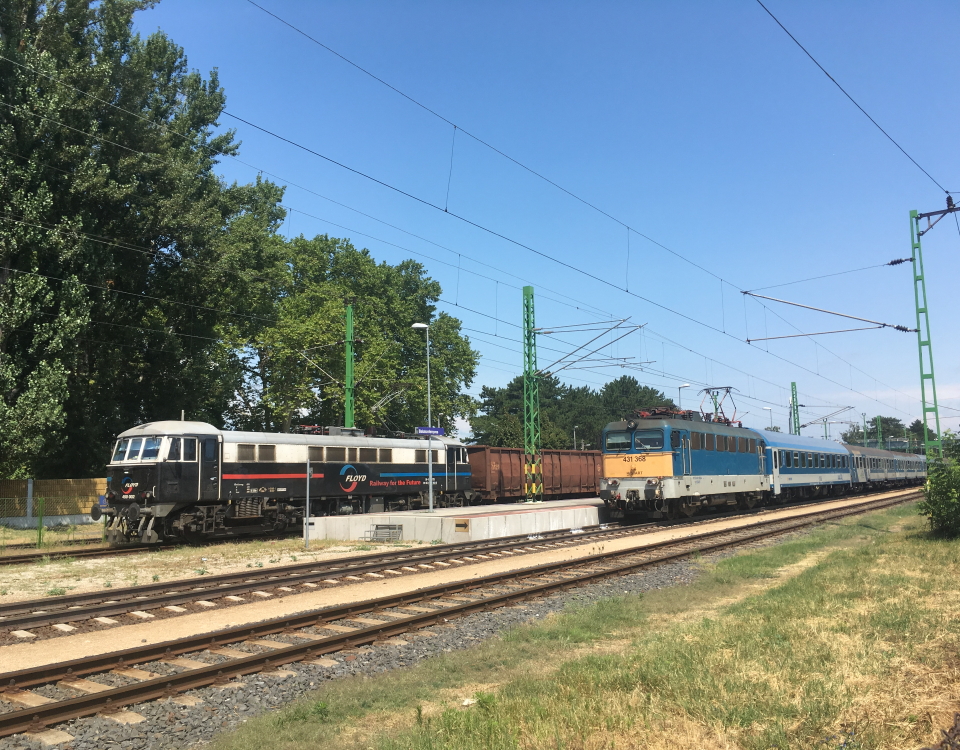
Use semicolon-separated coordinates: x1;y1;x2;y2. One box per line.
217;234;478;434
918;431;960;536
1;0;240;476
469;374;673;450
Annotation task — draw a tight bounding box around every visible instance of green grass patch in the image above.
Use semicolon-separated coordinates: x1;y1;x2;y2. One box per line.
210;503;960;750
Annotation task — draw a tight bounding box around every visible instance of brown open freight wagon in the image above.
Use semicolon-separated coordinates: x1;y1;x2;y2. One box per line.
466;446;602;502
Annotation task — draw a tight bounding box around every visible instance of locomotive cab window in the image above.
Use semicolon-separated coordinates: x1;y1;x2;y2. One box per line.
669;431;680;450
636;430;665;450
127;438;143;461
142;437;162;460
605;431;631;452
112;439;130;463
168;438;181;461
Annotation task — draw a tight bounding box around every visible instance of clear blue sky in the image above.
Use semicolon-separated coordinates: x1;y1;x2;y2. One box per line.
136;0;960;439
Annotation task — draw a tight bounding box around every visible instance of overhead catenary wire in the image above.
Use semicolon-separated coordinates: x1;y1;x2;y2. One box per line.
754;0;950;194
0;58;895;418
2;55;921;422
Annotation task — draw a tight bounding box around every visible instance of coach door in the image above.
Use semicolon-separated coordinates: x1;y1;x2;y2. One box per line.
771;447;781;495
445;445;456;491
199;436;221;501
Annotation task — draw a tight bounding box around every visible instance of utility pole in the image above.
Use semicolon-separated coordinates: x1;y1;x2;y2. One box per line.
910;200;954;458
876;415;883;451
790;382;800;435
344;300;356;429
523;286;542;500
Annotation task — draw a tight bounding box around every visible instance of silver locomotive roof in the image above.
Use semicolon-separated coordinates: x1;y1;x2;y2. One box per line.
117;421;464;449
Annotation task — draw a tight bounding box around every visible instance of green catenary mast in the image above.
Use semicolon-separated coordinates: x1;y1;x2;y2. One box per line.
790;382;800;435
344;300;355;429
523;286;542;499
909;210;943;457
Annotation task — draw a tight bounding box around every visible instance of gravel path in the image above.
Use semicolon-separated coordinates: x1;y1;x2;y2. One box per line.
0;534;797;750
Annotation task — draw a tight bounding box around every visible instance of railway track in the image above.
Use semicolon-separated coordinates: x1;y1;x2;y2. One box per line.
0;488;920;739
0;523;632;638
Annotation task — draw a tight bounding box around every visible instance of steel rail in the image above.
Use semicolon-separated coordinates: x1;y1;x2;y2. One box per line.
0;523;626;628
0;487;921;631
0;490;919;736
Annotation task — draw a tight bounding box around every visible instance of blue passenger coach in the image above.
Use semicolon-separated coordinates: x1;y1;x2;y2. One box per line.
763;430;851;499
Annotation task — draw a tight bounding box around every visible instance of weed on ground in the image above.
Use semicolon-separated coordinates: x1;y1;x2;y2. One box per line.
206;503;960;750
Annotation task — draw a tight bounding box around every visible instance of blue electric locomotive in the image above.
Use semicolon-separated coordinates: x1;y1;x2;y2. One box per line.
599;407;926;519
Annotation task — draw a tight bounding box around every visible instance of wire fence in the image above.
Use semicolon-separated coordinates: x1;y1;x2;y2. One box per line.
0;478;105;530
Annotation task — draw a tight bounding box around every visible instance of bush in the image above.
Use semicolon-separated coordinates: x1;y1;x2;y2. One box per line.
918;433;960;536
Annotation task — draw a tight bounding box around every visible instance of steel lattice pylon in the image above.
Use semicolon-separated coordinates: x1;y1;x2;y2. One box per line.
523;286;542;499
910;210;943;457
790;382;800;435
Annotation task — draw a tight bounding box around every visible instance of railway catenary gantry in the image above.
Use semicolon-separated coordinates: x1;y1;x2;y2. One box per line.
599;407;927;519
96;421;601;546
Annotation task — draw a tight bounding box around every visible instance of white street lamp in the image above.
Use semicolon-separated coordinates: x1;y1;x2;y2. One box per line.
678;384;690;411
763;406;773;429
411;323;434;512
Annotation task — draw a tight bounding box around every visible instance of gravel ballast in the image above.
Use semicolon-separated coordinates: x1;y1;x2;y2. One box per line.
0;534;798;750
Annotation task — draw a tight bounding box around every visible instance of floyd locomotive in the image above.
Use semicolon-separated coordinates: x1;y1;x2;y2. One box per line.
95;421;602;545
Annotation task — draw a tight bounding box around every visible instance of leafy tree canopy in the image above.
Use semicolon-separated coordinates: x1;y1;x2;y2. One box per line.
0;0;477;477
470;375;674;449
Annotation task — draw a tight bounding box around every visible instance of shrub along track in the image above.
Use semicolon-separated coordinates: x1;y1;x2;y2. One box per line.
0;488;920;739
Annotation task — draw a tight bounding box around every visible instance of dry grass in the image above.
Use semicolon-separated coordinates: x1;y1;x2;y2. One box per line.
205;503;960;750
0;535;430;601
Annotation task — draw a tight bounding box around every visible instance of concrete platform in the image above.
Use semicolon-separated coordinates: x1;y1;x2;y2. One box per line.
307;497;608;543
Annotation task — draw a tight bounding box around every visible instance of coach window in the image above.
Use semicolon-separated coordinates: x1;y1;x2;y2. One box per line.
605;431;631;452
238;444;255;462
308;446;323;462
326;447;346;462
168;438;181;461
257;445;275;462
705;433;715;451
818;454;824;468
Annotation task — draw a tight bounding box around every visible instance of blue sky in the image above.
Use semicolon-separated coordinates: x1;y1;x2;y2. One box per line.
136;0;960;439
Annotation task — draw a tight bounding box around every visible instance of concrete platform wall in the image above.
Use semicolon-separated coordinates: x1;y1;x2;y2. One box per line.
307;503;604;543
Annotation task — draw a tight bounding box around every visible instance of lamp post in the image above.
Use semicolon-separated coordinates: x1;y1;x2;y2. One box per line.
763;406;773;429
573;425;578;450
678;383;690;411
411;323;434;512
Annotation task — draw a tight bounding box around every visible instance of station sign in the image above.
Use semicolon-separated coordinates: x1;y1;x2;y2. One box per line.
415;427;445;436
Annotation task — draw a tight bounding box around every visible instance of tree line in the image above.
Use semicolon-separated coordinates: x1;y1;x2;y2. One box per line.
0;1;477;478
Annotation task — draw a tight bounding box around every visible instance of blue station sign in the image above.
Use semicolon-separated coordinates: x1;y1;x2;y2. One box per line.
415;426;445;436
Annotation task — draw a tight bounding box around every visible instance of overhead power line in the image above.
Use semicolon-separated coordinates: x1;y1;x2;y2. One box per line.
2;52;921;420
754;0;950;194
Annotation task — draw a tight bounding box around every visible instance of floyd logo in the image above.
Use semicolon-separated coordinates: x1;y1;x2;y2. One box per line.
121;476;138;495
339;464;367;492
